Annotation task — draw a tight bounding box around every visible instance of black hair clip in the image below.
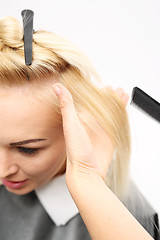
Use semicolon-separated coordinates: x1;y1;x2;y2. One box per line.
21;9;34;66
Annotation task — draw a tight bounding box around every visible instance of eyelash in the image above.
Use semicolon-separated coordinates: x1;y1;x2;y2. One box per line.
17;147;39;155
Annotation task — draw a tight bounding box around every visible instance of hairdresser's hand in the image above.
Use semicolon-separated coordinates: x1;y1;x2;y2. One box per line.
52;83;114;185
102;86;129;106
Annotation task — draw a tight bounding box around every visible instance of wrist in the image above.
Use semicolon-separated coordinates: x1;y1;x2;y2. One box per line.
66;167;106;196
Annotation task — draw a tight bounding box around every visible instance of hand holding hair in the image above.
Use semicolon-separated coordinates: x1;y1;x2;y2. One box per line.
52;83;153;240
52;83;114;183
52;83;128;183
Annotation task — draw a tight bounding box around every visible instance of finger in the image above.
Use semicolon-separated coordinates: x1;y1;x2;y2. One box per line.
121;93;129;106
52;83;90;151
115;87;129;106
102;86;129;107
115;87;124;98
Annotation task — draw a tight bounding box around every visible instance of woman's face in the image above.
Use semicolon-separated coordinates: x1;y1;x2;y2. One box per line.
0;87;66;195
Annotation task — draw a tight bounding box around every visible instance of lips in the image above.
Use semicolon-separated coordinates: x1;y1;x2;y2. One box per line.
2;178;28;189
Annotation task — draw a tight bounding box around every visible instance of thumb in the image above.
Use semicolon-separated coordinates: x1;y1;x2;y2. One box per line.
52;83;91;155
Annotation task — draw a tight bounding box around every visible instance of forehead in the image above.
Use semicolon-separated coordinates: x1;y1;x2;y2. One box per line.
0;87;61;144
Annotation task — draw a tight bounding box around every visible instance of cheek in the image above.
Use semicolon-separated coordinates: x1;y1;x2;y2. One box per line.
24;142;66;179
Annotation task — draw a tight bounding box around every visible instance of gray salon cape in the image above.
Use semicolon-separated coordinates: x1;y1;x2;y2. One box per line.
0;183;159;240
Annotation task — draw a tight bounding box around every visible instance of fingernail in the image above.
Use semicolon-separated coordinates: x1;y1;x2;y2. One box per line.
53;84;61;96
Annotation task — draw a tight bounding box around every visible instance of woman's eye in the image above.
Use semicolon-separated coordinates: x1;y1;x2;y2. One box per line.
17;147;39;155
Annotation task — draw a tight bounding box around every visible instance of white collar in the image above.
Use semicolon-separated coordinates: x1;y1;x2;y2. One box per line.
35;174;79;226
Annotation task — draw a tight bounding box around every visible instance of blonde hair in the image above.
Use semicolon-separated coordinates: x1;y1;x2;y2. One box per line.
0;16;131;200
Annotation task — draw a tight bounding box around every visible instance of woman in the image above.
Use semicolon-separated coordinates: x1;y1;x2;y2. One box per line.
0;13;159;240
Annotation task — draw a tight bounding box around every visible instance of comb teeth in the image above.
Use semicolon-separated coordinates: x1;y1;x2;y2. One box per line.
130;87;160;122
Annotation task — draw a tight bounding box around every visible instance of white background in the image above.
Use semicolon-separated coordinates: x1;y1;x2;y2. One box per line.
1;0;160;215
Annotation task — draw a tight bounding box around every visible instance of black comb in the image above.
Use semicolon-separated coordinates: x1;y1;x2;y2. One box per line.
130;87;160;122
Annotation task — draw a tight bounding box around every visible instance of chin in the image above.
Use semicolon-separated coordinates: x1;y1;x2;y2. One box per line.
5;185;35;195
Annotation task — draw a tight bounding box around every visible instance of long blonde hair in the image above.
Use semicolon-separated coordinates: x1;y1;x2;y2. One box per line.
0;16;131;200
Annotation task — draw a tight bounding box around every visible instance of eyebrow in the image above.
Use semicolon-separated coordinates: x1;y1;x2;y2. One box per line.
10;138;47;146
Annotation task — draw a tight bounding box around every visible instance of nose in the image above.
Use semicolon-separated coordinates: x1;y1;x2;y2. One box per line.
1;165;19;179
0;149;19;178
